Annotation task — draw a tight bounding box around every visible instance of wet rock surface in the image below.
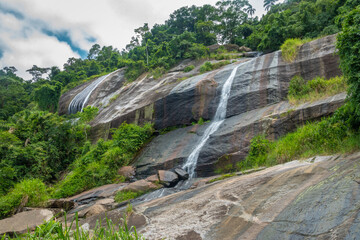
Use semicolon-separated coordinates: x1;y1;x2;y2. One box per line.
133;153;360;239
135;93;346;177
59;35;340;141
72;153;360;240
59;35;343;176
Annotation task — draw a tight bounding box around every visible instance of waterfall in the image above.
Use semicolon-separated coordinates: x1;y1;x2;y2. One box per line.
68;73;111;114
182;63;244;178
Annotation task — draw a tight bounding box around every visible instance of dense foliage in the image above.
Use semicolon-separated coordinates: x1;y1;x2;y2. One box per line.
336;6;360;129
0;111;87;195
53;123;153;198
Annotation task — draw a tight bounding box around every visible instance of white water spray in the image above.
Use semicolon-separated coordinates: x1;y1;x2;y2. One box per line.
68;73;111;114
182;63;243;178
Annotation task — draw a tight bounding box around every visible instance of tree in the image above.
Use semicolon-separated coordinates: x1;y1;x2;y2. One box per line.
33;82;62;112
48;66;61;80
87;44;100;60
2;66;17;76
26;65;50;82
264;0;279;11
216;0;253;43
0;77;29;120
195;20;217;46
336;6;360;122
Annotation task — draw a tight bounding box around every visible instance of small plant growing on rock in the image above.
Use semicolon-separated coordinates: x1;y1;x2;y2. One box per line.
115;190;144;203
184;65;195;72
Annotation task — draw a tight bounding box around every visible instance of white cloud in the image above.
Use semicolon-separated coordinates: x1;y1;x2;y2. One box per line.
0;0;269;80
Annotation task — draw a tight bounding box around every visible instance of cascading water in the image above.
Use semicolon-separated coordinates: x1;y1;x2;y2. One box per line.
183;62;245;178
68;73;111;114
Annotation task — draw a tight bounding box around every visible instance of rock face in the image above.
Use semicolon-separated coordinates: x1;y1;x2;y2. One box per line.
0;209;54;235
76;153;360;240
59;35;340;139
135;93;346;177
59;35;342;176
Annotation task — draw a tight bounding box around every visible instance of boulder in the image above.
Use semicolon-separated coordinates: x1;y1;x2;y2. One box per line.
122;180;159;193
174;168;189;180
208;44;221;52
83;204;107;218
146;174;159;183
47;199;75;211
118;166;136;179
224;44;240;52
158;170;179;187
0;209;54;235
242;51;259;57
238;46;252;52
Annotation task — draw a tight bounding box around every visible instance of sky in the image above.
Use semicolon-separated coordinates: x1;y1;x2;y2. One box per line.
0;0;269;80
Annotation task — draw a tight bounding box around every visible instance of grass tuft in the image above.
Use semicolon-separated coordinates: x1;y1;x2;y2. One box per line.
1;213;143;240
207;173;236;183
237;114;360;172
115;190;145;203
288;75;346;104
281;38;312;62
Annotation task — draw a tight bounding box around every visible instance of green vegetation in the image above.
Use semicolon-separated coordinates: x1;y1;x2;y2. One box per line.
208;173;236;183
184;65;195;72
109;94;120;104
280;38;311;62
0;179;49;219
199;60;231;73
237;114;360;171
53;123;153;198
115;190;145;203
0;0;360;225
1;214;143;240
337;6;360;130
150;67;166;79
288;75;346;104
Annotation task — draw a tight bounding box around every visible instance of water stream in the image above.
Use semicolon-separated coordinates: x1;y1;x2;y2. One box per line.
182;63;244;178
68;73;111;114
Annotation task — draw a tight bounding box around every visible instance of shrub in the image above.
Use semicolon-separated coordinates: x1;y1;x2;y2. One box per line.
237;135;271;170
200;62;213;73
151;67;166;79
281;38;311;62
115;190;144;203
109;94;120;104
336;7;360;126
125;60;146;82
199;60;231;73
184;65;195;72
53;123;153;198
288;75;346;104
0;179;49;219
237;116;360;172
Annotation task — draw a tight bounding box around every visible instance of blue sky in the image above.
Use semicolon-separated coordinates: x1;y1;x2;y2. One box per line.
0;0;269;80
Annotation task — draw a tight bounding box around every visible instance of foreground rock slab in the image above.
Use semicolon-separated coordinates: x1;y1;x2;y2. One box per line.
0;209;54;235
132;153;359;239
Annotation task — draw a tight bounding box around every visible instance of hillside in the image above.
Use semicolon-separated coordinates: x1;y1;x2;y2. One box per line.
1;0;360;239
